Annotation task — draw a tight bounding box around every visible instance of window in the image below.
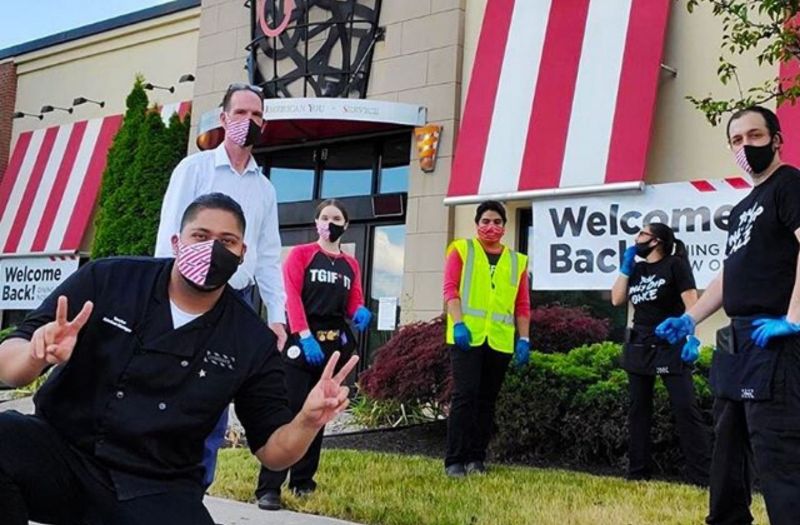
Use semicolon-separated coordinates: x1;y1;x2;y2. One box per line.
379;135;411;193
263;133;412;202
365;223;406;364
267;147;316;203
271;168;314;203
321;142;375;198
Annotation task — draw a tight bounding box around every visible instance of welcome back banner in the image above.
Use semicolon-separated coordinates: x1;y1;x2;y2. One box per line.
530;179;752;290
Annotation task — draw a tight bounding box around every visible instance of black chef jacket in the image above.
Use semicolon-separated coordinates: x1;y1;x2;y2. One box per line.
4;257;292;500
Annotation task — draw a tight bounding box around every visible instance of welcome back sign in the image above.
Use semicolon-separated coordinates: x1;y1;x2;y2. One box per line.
530;179;751;290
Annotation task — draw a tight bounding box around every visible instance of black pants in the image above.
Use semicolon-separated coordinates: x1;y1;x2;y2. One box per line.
445;343;512;467
706;334;800;525
627;371;711;484
256;364;323;497
0;411;213;525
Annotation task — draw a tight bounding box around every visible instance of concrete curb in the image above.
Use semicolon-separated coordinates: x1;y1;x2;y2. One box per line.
206;496;361;524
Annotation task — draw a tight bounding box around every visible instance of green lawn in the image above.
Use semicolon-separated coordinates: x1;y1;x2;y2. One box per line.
212;448;767;525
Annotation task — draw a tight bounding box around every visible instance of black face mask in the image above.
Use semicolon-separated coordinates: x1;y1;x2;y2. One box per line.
742;143;776;175
244;119;262;147
635;241;657;258
328;223;345;243
177;240;241;292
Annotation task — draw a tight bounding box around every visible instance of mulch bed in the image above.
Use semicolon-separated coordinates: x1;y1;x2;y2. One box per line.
322;420;694;484
324;420;447;458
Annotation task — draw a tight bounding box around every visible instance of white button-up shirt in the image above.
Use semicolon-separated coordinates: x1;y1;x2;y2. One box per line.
155;144;286;324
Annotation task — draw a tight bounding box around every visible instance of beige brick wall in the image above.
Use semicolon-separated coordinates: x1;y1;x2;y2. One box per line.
368;0;466;324
190;0;251;152
11;9;199;136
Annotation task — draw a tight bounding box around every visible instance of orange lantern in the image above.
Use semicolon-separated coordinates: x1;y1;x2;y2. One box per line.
196;108;225;151
414;124;442;173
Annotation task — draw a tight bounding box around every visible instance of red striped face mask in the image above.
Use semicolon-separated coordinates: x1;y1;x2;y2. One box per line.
477;224;505;243
176;239;240;291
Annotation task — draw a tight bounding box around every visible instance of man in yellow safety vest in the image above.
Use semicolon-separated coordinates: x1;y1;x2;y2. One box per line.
442;200;531;477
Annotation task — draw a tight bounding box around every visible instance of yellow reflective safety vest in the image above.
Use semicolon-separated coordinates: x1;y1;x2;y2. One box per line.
445;238;527;353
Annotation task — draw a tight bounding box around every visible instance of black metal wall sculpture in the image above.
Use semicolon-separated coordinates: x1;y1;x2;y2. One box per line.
247;0;383;99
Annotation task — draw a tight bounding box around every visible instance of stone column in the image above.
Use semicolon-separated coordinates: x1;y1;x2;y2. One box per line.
368;0;465;323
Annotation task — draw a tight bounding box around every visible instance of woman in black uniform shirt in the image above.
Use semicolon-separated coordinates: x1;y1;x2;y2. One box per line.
611;222;711;485
255;199;372;511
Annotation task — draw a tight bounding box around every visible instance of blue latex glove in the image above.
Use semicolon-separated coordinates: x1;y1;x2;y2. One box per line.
352;305;373;332
682;335;701;364
453;322;472;350
620;246;637;277
513;338;531;368
300;335;325;366
751;316;800;348
655;314;695;345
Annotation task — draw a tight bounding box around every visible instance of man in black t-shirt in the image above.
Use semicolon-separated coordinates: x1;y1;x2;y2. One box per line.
656;107;800;525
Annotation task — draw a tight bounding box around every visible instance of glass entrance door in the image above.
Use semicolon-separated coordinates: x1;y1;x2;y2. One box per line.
364;223;406;366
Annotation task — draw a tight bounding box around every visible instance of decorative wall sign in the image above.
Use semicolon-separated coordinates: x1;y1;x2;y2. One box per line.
248;0;383;99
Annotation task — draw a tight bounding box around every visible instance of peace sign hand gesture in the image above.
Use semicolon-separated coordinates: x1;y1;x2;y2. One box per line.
31;296;93;365
300;352;359;428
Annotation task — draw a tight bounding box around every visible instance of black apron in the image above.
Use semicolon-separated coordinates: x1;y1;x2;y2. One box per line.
621;324;686;376
710;317;782;401
282;315;356;373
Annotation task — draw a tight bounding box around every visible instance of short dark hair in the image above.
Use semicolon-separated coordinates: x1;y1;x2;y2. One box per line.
474;200;507;224
180;193;246;234
220;83;265;112
726;105;782;142
315;199;349;223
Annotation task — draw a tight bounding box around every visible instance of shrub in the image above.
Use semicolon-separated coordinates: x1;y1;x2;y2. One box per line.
493;342;714;476
0;326;14;342
530;304;610;353
358;316;451;416
92;78;190;258
13;370;51;398
349;394;433;429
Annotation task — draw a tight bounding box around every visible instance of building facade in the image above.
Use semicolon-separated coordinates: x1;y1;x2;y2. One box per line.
2;0;797;350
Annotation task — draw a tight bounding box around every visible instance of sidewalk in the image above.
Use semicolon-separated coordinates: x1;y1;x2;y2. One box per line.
206;496;360;525
31;498;360;525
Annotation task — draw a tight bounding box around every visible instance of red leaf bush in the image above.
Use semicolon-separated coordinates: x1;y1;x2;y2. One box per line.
530;305;610;354
359;316;452;409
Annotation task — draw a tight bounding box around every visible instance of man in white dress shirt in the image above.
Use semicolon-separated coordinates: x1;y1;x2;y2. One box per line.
155;83;287;487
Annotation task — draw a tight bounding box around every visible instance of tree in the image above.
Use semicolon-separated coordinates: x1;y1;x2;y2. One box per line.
686;0;800;125
92;78;190;257
91;77;148;257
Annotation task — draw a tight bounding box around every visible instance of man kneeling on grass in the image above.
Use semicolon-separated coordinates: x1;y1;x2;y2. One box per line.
0;192;357;525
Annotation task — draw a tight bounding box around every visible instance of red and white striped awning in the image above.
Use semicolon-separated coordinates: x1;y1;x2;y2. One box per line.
0;102;191;257
158;101;192;126
446;0;671;205
778;59;800;167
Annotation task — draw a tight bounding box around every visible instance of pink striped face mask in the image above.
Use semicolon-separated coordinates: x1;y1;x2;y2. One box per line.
226;117;262;148
176;239;240;291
